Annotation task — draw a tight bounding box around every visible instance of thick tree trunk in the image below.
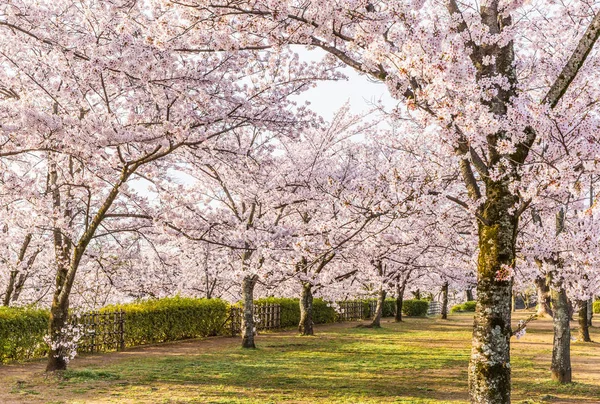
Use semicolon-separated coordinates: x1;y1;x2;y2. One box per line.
46;296;70;372
587;298;593;327
466;288;474;302
299;282;314;335
577;300;591;342
241;275;258;349
371;288;386;328
441;282;449;320
535;276;553;317
468;184;516;404
551;287;572;383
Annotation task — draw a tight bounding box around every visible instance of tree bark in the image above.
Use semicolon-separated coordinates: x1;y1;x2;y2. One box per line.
587;298;593;327
371;288;386;328
395;280;407;322
577;300;591;342
466;288;474;302
535;276;553;317
468;182;516;404
299;282;314;335
241;274;258;349
551;286;572;383
46;287;70;372
441;282;449;320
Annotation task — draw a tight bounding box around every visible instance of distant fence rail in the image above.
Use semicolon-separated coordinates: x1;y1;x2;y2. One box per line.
229;303;282;336
427;301;441;316
70;310;125;354
337;301;364;322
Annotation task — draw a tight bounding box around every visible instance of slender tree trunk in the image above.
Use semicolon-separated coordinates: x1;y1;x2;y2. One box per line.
241;275;258;349
413;289;421;299
587;298;593;327
3;233;34;307
395;282;406;322
468;183;516;404
551;286;572;383
299;282;314;335
2;271;17;307
577;300;591;342
535;276;553;317
371;288;386;328
441;282;449;320
466;288;474;302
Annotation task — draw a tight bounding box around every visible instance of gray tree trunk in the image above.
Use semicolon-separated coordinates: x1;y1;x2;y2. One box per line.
371;288;386;328
241;275;258;349
441;282;449;320
577;300;591;342
535;276;553;317
299;282;314;335
587;298;593;327
551;286;572;383
466;288;474;302
395;282;406;322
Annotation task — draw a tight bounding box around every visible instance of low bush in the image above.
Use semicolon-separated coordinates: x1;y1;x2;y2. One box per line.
594;300;600;314
401;299;429;317
451;301;477;313
0;306;49;363
101;296;229;347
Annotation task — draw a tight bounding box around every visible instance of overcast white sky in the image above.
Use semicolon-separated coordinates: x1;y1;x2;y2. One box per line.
295;48;397;120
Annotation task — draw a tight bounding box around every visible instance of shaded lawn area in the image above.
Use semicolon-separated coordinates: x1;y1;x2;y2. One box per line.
1;313;599;403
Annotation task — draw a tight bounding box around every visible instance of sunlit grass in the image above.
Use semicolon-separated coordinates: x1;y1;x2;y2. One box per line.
2;313;599;403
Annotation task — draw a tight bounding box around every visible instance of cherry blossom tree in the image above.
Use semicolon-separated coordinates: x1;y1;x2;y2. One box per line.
162;2;600;401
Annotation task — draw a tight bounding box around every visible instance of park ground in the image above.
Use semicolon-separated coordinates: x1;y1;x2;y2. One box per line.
0;313;599;404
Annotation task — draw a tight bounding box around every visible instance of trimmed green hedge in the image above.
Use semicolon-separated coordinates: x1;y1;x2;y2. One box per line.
254;297;337;327
402;299;429;317
0;306;49;363
101;297;229;347
594;300;600;314
360;298;396;318
451;300;477;313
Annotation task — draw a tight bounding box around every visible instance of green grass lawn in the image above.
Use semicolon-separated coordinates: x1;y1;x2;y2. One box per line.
1;313;599;403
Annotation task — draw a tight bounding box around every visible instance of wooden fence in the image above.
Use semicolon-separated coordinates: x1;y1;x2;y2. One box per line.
337;301;364;321
229;303;281;336
70;310;125;354
427;301;440;316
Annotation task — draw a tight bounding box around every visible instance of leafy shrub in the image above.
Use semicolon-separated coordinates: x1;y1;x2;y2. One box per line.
0;306;49;363
451;301;477;313
101;296;229;347
313;299;337;324
594;300;600;314
383;298;397;317
360;298;397;318
254;297;337;328
401;299;429;317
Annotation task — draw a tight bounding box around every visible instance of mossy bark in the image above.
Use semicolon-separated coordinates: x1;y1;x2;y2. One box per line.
299;282;314;336
577;300;591;342
441;282;449;320
371;289;386;328
241;275;258;349
468;181;516;404
551;286;572;382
